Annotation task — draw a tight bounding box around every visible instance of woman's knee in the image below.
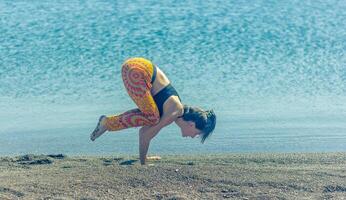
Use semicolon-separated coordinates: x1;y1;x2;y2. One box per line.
122;57;151;67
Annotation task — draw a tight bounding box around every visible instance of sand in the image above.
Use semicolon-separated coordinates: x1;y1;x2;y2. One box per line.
0;153;346;200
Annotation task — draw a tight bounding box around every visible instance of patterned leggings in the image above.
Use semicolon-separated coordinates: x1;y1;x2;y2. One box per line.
104;58;160;131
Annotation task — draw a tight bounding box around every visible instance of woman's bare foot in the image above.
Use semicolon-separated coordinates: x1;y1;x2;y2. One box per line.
90;115;107;141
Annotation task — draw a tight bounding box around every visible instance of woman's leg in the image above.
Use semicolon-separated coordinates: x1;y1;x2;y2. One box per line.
104;58;160;131
91;58;159;141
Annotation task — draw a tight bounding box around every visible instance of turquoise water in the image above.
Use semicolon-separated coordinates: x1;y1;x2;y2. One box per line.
1;0;345;155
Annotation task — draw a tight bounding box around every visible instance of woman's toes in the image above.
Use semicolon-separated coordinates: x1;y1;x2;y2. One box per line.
90;116;107;141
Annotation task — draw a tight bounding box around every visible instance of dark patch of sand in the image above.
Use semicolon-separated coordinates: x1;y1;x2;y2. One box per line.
47;154;66;159
14;154;68;165
16;154;53;165
323;185;346;193
0;187;25;198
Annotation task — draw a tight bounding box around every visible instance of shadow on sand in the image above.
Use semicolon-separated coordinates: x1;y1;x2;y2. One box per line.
119;159;138;165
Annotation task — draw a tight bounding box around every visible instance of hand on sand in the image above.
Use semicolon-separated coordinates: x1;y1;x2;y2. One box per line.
146;156;161;161
90;115;107;141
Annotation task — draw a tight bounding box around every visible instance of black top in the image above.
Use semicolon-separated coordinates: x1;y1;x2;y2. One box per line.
153;83;181;117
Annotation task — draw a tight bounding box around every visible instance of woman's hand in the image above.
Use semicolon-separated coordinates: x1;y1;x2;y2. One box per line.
146;156;161;161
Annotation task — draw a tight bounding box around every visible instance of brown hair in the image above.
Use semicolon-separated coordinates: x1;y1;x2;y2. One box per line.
181;105;216;143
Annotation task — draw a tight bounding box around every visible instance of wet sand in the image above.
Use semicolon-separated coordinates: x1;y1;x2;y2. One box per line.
1;153;345;199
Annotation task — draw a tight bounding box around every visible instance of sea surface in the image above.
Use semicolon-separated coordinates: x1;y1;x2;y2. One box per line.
1;0;345;155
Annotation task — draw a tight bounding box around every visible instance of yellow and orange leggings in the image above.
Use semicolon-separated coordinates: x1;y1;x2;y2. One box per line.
104;58;160;131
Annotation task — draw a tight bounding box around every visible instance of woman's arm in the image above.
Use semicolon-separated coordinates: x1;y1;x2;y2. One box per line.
139;125;162;165
139;113;177;165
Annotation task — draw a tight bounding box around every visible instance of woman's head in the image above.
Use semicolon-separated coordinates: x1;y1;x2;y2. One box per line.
177;105;216;143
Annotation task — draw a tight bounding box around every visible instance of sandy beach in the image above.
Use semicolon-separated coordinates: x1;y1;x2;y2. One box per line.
0;153;345;199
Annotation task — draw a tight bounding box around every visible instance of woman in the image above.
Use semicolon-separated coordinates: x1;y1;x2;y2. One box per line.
90;57;216;165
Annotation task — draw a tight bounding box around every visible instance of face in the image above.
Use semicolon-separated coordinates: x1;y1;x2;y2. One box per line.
178;120;202;138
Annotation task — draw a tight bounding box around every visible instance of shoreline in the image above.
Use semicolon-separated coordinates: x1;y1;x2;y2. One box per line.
1;153;346;199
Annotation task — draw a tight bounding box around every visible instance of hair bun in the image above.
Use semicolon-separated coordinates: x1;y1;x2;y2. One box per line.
206;110;215;118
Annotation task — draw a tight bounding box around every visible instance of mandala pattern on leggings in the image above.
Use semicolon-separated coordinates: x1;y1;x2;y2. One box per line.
104;58;160;131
